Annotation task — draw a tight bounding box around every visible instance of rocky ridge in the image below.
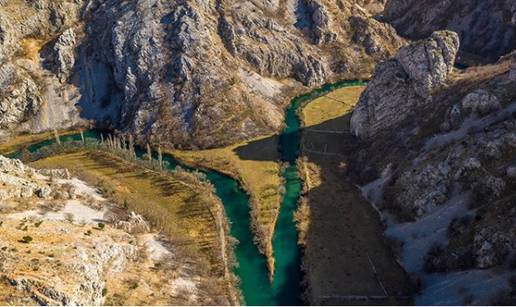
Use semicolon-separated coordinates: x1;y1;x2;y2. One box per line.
350;30;459;138
382;0;516;63
0;0;404;148
350;31;516;304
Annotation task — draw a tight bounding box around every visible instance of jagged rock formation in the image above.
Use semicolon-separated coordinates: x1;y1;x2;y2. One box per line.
350;32;516;304
350;30;459;138
0;1;87;140
0;0;404;148
382;0;516;62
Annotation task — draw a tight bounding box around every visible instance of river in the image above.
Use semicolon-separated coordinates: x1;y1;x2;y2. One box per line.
15;80;364;305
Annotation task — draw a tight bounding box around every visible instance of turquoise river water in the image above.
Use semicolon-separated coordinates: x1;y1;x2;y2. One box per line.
15;80;364;305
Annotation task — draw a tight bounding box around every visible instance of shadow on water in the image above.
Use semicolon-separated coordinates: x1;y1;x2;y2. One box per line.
233;80;415;305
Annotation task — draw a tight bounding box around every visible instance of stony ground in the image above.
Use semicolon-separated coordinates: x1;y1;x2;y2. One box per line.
349;32;516;305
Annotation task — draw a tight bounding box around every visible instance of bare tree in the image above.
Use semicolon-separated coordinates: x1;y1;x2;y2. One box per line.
53;129;61;145
128;134;136;159
158;145;163;170
80;130;85;144
146;143;152;162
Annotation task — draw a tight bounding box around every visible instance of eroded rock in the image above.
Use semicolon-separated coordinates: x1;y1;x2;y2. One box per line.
350;30;459;138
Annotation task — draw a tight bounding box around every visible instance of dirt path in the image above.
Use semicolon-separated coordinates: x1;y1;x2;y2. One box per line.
299;89;415;305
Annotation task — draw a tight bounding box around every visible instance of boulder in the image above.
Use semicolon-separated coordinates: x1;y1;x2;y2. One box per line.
507;166;516;179
461;90;502;116
395;31;459;98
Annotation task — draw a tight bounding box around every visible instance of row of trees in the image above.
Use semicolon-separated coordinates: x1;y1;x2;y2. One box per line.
97;131;167;171
26;129;168;173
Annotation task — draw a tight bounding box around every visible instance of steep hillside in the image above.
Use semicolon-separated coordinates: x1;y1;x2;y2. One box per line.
0;0;405;148
0;154;235;305
349;31;516;304
382;0;516;63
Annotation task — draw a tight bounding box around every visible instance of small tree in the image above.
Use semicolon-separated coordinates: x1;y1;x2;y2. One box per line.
146;143;152;162
80;130;85;144
53;129;61;145
158;145;163;170
64;213;74;223
128;134;136;159
20;236;33;244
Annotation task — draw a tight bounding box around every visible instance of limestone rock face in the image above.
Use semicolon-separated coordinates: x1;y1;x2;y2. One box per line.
0;0;404;148
350;48;516;296
0;75;41;129
51;28;77;82
0;156;227;305
350;30;459;138
383;0;516;61
395;31;459;97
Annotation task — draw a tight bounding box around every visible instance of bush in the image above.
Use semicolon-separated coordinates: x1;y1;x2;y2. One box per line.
20;236;33;244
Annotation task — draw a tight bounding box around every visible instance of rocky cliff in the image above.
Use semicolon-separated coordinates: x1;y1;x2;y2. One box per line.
350;31;516;304
0;0;404;148
350;30;459;138
382;0;516;63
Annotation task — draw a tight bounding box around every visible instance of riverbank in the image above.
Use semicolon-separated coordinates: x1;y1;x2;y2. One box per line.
0;129;84;156
297;85;415;304
169;135;282;279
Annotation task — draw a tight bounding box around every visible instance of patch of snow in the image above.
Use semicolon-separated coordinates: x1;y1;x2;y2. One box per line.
140;233;172;261
385;191;471;273
359;164;393;221
170;276;198;298
360;164;392;205
6;200;106;224
379;187;512;304
417;270;510;305
58;178;105;201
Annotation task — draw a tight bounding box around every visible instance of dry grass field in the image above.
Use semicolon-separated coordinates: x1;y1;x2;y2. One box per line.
297;86;415;305
171;135;281;273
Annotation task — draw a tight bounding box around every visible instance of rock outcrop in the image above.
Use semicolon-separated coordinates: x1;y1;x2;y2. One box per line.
349;32;516;304
350;30;459;138
382;0;516;62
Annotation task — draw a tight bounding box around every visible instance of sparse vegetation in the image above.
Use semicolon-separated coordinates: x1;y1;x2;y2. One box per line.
19;236;33;244
31;149;237;302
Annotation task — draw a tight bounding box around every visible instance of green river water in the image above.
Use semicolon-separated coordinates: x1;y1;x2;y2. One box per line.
16;80;365;305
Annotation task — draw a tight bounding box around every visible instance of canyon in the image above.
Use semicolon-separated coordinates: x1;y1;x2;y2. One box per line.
0;0;515;305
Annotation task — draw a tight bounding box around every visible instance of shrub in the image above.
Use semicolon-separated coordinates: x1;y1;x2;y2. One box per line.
20;236;33;244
